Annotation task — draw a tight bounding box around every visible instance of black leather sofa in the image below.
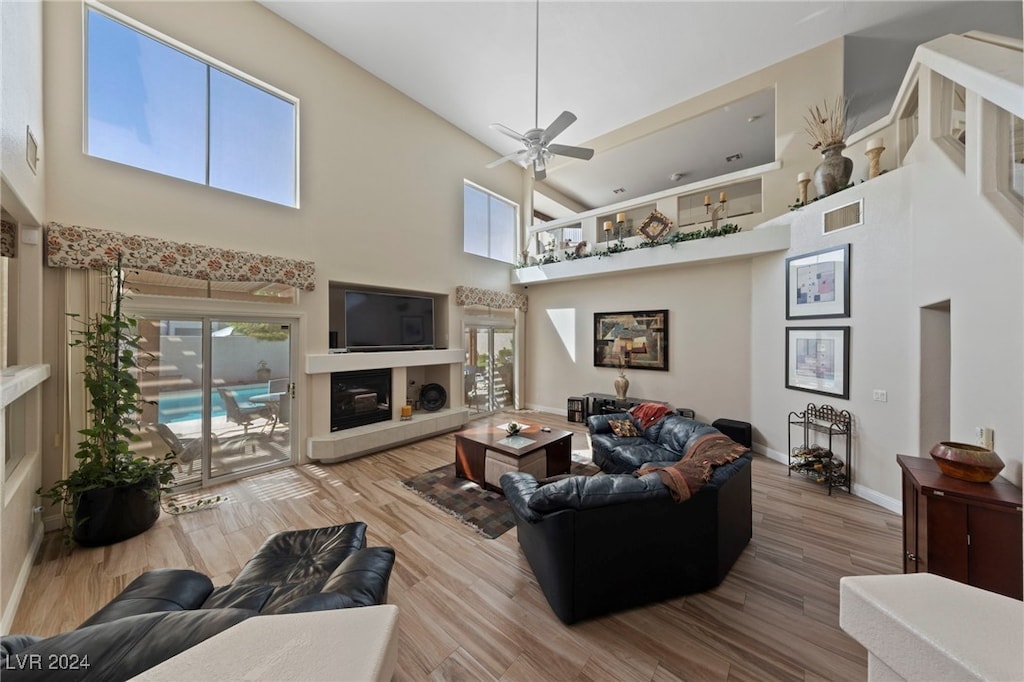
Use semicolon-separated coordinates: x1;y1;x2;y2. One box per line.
501;452;753;624
588;412;724;473
0;522;395;681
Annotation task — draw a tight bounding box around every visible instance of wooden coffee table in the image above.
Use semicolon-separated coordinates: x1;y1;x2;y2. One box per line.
454;421;573;492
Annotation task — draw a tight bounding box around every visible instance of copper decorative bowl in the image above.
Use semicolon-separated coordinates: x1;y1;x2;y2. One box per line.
929;441;1004;483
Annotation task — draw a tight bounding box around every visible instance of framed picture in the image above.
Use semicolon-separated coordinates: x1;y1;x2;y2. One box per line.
785;326;850;399
594;310;668;371
785;244;850;319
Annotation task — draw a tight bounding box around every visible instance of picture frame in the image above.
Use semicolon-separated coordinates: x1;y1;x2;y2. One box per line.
785;326;850;399
785;244;850;319
594;310;668;371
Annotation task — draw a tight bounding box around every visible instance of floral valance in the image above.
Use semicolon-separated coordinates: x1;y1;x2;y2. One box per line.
456;285;528;312
1;219;16;259
46;222;317;291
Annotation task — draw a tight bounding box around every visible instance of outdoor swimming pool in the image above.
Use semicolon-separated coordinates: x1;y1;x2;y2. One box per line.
157;384;267;424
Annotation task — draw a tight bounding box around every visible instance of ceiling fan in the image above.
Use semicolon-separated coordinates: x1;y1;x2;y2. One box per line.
486;0;594;181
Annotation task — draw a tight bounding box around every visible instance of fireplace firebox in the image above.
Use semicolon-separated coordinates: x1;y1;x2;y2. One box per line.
331;369;391;431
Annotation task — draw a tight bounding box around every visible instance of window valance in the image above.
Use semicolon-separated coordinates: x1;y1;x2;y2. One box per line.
46;222;316;291
455;285;528;312
1;219;16;258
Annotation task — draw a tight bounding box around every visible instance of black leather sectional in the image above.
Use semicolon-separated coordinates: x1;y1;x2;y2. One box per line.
502;414;753;624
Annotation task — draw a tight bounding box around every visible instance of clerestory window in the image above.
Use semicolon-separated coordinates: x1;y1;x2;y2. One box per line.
85;3;299;207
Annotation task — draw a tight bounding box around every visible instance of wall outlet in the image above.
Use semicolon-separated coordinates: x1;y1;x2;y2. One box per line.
872;389;888;402
975;427;994;450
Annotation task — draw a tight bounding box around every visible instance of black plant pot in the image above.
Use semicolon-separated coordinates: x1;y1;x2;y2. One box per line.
72;477;161;547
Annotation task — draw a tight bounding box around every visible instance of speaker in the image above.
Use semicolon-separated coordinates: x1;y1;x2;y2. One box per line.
419;383;447;412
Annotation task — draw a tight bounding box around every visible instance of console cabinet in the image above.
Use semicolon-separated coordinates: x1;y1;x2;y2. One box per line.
898;454;1022;600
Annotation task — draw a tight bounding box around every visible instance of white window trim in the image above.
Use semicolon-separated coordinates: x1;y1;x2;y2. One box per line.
464;179;520;264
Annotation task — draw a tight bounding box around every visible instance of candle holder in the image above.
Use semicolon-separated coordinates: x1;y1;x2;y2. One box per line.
704;193;728;231
798;175;812;204
865;139;885;179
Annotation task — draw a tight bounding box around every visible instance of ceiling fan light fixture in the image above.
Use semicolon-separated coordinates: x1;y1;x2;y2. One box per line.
485;0;594;177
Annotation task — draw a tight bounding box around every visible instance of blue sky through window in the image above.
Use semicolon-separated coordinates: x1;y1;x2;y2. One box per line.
86;8;297;206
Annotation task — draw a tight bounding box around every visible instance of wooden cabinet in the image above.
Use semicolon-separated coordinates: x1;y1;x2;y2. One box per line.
898;454;1022;600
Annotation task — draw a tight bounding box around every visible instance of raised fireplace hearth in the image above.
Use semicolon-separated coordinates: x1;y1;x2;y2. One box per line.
331;369;391;431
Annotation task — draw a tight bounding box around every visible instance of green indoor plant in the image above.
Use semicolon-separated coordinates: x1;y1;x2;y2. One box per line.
38;254;175;546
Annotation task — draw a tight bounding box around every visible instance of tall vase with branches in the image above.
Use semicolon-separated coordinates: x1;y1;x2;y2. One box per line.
804;95;854;197
38;254;175;546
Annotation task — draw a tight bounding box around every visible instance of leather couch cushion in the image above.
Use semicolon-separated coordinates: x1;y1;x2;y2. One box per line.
201;584;274;611
527;472;670;513
79;568;214;628
2;609;255;682
234;523;366;586
655;418;720;456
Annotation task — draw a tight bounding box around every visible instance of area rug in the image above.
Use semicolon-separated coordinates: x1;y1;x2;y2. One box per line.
401;455;599;539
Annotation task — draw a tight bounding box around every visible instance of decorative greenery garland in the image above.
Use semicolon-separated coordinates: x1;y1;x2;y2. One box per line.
518;223;741;268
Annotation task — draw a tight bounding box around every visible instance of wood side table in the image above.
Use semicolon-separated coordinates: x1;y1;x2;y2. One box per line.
898;454;1022;600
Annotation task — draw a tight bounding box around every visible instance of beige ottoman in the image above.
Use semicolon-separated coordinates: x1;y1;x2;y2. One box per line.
484;447;547;488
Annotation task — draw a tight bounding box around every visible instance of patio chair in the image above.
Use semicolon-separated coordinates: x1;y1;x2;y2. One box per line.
267;378;290;426
217;388;273;435
154;423;203;476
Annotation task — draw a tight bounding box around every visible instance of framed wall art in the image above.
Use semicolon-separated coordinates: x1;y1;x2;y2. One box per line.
785;244;850;319
785;326;850;399
594;310;668;371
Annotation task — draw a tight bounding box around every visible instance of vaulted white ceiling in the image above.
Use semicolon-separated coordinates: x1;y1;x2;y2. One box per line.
258;1;970;213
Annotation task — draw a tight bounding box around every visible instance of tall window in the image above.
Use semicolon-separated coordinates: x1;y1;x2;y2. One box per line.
464;181;518;264
85;4;298;207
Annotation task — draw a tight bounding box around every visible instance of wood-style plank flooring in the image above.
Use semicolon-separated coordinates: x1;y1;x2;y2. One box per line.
12;410;903;681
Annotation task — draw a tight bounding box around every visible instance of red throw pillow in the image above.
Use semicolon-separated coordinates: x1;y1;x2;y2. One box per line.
608;419;640;438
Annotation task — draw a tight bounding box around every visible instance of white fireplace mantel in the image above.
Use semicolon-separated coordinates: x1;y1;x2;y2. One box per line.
305;349;465;375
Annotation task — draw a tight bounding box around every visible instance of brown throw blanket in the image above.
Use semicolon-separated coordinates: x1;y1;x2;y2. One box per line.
639;434;749;502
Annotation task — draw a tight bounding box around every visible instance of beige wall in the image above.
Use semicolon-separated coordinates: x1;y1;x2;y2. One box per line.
750;139;1023;506
40;1;524;464
523;260;752;423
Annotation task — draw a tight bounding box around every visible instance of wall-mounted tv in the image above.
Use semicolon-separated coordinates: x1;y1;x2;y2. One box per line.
344;290;435;351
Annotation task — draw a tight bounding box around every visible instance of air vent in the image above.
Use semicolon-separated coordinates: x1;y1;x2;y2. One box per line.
823;199;863;234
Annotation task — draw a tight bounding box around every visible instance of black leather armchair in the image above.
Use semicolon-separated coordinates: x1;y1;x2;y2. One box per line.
501;453;753;624
1;522;395;680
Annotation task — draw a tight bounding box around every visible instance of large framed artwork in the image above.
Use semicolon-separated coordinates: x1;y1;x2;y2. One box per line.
785;244;850;319
785;326;850;399
593;310;668;371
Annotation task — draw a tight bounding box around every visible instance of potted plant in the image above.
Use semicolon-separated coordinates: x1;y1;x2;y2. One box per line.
38;255;175;546
256;359;272;383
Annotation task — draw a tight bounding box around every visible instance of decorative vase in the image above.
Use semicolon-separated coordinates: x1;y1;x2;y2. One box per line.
929;441;1005;483
813;143;854;198
613;371;629;400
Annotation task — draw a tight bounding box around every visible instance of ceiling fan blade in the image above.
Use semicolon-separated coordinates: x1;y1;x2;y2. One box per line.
541;111;577;144
548;143;595;161
490;122;528;143
485;150;528;169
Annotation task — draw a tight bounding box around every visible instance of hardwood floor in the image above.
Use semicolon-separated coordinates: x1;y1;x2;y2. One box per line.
12;410;903;681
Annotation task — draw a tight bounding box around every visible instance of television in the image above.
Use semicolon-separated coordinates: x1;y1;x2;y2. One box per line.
344;290;435;351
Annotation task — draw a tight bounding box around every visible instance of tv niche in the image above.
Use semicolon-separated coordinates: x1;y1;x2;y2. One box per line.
343;290;435;352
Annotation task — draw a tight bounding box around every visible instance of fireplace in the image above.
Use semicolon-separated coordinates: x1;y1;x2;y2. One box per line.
331;369;392;431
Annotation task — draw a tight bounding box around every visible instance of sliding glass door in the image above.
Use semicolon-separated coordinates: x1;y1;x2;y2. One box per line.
135;315;294;487
464;324;515;413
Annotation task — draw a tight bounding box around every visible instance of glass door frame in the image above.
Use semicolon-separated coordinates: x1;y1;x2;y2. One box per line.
463;319;515;414
127;297;301;489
